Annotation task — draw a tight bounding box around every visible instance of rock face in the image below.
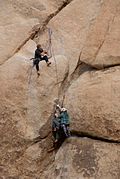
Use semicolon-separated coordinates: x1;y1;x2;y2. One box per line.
80;0;120;69
64;66;120;142
47;0;102;74
0;0;120;178
43;138;120;179
46;0;120;71
0;39;68;178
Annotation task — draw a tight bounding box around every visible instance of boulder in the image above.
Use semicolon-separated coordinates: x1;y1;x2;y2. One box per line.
43;137;120;179
64;66;120;142
80;0;120;69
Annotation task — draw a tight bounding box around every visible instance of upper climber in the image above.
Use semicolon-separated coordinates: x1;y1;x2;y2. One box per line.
33;44;51;76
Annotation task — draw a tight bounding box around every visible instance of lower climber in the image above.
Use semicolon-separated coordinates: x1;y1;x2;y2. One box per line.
52;104;70;142
52;113;61;143
56;104;71;138
48;105;70;152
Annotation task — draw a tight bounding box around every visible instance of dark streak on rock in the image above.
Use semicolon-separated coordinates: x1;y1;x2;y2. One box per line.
72;143;98;177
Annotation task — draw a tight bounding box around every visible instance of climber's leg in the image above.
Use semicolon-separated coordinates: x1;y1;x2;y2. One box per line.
41;56;51;66
35;62;40;76
52;130;59;143
66;125;71;137
61;124;69;137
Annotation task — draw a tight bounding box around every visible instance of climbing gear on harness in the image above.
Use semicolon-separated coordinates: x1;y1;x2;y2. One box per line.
61;108;67;112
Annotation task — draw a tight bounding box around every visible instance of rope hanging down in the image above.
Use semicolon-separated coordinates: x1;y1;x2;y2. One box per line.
47;28;59;95
47;28;52;56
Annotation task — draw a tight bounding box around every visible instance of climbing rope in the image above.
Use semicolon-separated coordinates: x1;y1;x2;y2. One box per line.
28;65;33;84
28;58;35;84
47;27;52;56
47;27;59;98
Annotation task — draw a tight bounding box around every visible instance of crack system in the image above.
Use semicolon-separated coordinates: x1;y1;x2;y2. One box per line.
57;58;120;148
71;131;120;144
31;131;120;149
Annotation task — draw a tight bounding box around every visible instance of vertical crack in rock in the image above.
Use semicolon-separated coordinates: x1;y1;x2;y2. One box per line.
58;52;96;106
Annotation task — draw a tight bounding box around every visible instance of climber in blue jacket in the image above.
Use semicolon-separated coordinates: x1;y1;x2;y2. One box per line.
56;104;70;138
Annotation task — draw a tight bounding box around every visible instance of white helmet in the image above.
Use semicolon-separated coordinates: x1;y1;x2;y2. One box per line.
61;108;67;112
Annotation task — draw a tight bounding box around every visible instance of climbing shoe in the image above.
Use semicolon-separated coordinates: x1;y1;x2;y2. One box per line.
47;62;51;66
37;72;40;77
54;139;58;143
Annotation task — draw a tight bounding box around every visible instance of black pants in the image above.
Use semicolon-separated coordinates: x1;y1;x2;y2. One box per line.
40;56;49;63
33;56;49;71
33;59;40;72
52;130;59;141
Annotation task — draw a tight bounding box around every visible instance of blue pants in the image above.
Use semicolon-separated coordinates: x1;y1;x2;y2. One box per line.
61;124;70;137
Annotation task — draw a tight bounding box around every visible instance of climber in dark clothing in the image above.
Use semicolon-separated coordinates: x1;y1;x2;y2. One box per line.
52;113;61;143
33;44;51;76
